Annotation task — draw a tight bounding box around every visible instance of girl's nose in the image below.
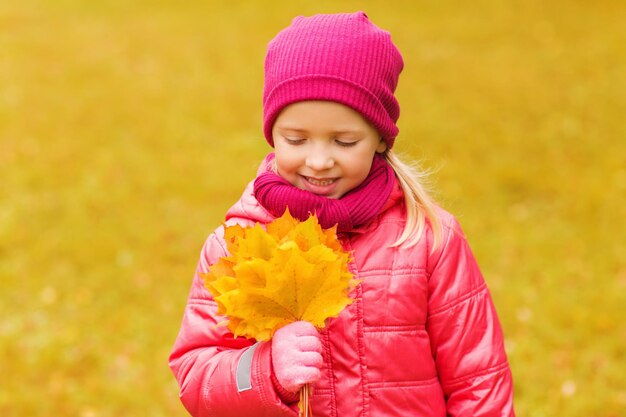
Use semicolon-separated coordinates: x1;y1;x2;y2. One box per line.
305;147;334;171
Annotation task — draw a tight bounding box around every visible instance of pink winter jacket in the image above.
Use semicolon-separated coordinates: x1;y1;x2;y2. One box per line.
169;179;515;417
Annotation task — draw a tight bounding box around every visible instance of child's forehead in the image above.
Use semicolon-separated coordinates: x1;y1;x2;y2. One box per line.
273;101;373;132
276;125;363;136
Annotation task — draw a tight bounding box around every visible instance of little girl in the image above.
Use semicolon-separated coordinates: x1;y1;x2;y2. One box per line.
170;12;514;417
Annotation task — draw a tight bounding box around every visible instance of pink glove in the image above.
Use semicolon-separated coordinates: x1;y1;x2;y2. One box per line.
271;321;323;393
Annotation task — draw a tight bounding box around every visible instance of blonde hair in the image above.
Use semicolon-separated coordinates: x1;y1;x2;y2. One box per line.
384;150;443;251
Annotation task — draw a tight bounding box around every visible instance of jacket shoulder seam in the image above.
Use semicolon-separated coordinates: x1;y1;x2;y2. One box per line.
208;231;228;258
426;220;456;277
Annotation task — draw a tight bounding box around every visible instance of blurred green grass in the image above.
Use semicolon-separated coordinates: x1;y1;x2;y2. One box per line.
1;1;625;416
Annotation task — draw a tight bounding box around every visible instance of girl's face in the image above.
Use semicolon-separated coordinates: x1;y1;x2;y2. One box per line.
272;101;387;199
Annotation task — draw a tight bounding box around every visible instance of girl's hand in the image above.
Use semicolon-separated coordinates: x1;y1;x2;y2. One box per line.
271;321;323;393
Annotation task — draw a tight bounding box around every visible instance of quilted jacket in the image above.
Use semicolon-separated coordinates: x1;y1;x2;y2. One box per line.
169;176;515;417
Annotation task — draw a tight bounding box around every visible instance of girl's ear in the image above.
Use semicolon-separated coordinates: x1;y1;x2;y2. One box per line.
376;138;387;153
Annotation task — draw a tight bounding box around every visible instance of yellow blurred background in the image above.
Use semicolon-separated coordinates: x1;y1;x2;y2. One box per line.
1;1;625;416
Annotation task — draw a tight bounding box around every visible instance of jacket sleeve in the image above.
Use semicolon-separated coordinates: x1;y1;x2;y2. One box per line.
169;230;297;417
426;216;515;417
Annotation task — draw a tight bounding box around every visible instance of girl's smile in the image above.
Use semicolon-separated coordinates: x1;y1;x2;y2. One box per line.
272;101;387;199
300;175;339;196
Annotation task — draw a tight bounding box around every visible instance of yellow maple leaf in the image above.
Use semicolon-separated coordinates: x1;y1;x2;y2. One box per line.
203;209;358;341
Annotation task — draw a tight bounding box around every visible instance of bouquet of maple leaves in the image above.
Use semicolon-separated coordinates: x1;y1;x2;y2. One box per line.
203;209;358;417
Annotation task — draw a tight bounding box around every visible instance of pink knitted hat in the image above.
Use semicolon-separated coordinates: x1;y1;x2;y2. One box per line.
262;12;404;148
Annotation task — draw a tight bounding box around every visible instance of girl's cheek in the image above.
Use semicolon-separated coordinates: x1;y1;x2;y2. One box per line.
275;155;296;174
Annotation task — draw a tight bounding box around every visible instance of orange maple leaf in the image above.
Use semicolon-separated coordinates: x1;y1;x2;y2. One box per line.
203;209;358;341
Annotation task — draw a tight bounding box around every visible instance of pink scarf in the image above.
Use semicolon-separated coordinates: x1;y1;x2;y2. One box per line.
253;153;396;232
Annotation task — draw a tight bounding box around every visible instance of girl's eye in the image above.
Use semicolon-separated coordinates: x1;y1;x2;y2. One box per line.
285;137;306;145
335;139;357;147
